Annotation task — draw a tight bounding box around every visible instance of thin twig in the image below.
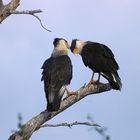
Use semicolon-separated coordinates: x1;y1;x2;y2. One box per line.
10;9;42;14
31;14;51;32
40;121;101;129
0;1;51;32
10;10;52;32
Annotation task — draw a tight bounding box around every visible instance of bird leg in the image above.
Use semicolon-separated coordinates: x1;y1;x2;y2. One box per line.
65;88;75;97
97;73;101;83
86;72;97;86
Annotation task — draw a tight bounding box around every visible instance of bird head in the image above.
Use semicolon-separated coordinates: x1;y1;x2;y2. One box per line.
70;39;86;55
53;38;69;49
52;38;69;57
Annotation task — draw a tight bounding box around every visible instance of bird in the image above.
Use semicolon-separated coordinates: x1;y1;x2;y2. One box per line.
41;38;73;111
70;39;122;90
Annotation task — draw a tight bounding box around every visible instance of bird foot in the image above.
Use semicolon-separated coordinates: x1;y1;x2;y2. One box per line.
67;91;75;96
86;80;98;87
66;90;76;97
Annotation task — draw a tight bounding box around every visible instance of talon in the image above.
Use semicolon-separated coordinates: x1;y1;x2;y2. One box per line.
67;91;75;96
66;88;75;97
86;80;97;87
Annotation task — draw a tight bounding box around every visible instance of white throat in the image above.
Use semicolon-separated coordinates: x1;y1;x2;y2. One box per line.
76;40;86;54
51;49;68;57
51;41;68;57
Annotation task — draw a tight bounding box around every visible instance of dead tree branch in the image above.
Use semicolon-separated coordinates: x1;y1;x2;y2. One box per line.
0;0;20;23
30;13;51;32
8;83;111;140
0;1;51;32
40;121;101;129
10;10;42;14
11;10;52;32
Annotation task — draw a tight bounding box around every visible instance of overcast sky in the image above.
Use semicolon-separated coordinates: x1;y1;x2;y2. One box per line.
1;0;140;140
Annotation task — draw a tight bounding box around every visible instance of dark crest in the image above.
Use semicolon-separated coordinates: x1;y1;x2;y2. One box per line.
70;39;78;52
53;38;67;47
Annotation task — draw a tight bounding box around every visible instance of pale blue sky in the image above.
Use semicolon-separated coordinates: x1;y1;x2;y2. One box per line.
0;0;140;140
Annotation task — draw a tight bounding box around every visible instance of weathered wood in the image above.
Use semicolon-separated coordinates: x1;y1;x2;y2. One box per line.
0;0;20;23
8;83;111;140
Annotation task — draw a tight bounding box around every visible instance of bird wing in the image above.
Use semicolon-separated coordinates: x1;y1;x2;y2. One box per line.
81;42;119;72
51;55;72;87
101;44;119;70
41;55;72;110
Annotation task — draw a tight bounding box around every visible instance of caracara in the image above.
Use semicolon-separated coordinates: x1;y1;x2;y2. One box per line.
41;38;73;111
70;39;122;90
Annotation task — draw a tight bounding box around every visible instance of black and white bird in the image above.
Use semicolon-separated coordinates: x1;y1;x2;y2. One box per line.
41;38;73;111
70;39;122;90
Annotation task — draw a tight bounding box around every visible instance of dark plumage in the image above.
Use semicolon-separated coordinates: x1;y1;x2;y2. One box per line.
41;38;72;111
70;39;122;90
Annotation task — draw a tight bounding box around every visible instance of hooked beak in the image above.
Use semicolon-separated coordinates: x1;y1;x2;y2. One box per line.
72;47;79;54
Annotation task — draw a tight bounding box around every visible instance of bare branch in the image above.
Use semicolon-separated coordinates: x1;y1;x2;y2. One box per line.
40;121;101;129
31;14;52;32
8;0;20;12
0;0;20;23
10;10;52;32
10;10;42;14
0;1;51;32
1;8;51;32
8;83;111;140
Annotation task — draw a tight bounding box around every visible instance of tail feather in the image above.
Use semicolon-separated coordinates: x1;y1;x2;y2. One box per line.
47;86;66;112
102;72;122;90
47;97;61;111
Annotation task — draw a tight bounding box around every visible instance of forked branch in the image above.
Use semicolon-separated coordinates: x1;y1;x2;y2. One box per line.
11;10;51;32
40;121;100;129
0;0;51;32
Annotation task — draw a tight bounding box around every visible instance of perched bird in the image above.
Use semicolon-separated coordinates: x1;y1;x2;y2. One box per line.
41;38;73;111
70;39;122;90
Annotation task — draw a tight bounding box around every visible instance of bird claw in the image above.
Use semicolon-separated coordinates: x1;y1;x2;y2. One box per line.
66;91;75;97
86;80;98;87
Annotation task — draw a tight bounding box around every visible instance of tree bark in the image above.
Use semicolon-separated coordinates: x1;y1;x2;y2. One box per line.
0;0;3;8
0;0;20;23
8;83;111;140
